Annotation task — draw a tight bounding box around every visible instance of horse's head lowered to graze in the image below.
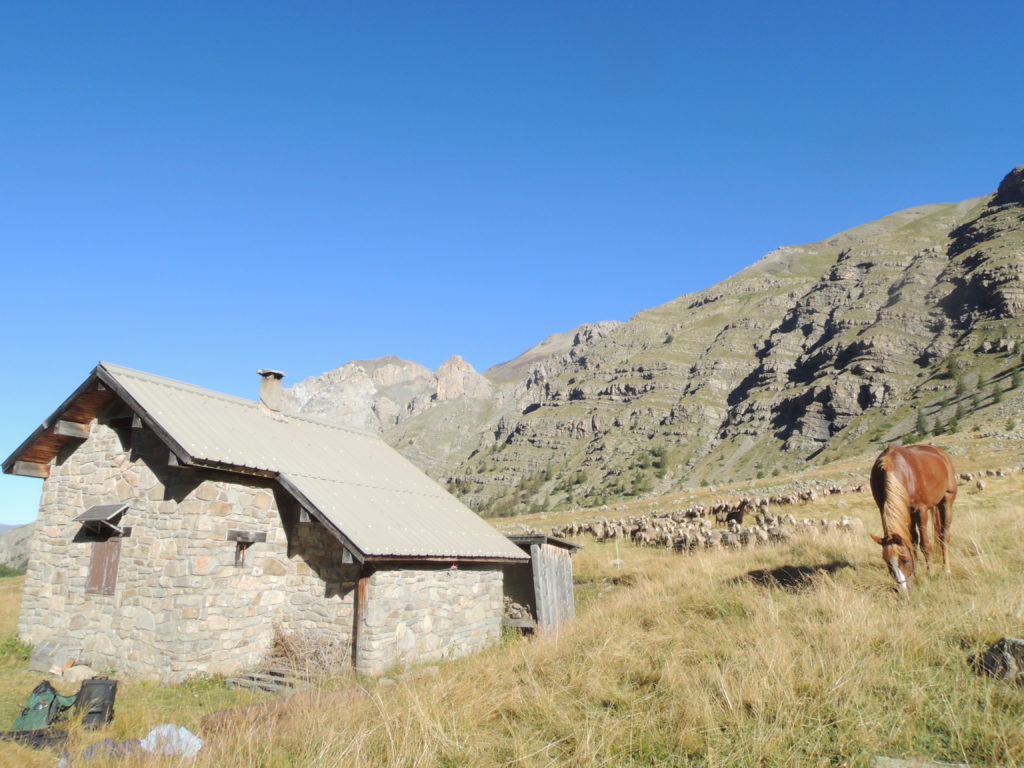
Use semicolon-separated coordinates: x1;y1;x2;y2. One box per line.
869;444;957;592
870;531;915;590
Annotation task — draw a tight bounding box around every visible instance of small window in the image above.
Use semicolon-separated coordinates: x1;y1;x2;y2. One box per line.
235;541;253;567
227;529;265;567
85;537;122;595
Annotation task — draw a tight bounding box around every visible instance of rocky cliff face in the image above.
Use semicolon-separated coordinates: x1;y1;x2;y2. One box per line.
287;168;1024;516
284;353;493;434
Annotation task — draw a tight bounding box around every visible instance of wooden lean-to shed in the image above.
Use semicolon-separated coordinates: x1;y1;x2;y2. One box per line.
3;363;528;681
503;535;580;631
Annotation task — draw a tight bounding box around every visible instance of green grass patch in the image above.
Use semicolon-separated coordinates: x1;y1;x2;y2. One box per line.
0;634;30;662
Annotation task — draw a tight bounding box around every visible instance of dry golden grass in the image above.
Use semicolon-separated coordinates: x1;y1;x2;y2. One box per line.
1;468;1023;767
0;576;23;638
187;472;1024;767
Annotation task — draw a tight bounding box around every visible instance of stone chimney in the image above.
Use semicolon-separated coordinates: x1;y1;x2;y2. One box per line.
257;369;286;413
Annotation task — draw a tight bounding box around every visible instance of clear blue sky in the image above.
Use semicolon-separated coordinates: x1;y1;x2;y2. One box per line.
1;1;1021;524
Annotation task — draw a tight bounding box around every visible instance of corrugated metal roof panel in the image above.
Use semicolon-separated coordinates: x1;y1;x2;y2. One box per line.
99;363;526;561
285;475;527;560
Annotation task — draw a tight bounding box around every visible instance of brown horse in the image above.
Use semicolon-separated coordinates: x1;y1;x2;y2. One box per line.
869;444;957;591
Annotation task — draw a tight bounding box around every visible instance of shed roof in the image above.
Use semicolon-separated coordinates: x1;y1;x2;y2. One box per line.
4;363;527;563
506;534;582;552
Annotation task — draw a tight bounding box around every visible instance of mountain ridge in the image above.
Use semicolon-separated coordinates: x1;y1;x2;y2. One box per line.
286;169;1024;516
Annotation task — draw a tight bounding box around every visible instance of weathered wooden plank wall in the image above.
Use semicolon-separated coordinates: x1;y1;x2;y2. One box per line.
531;543;575;630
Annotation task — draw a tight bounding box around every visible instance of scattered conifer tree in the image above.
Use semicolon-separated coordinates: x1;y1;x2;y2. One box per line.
915;409;929;436
944;356;958;379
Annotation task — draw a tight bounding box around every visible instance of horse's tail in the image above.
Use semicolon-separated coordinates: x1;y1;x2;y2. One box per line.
878;451;912;543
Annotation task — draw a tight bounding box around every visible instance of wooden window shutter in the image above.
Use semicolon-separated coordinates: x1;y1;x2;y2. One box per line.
85;537;122;595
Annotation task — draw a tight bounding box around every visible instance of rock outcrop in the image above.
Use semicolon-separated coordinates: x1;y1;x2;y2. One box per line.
0;522;32;572
284;354;492;434
971;636;1024;684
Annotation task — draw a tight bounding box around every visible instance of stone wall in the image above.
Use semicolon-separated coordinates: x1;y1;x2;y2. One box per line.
356;565;504;675
20;415;358;682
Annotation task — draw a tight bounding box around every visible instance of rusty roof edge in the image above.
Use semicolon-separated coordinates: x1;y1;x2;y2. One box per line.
2;364;106;475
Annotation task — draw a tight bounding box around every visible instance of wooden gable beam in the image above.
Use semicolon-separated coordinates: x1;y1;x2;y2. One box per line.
226;530;268;543
54;420;90;439
2;367;108;476
12;461;50;479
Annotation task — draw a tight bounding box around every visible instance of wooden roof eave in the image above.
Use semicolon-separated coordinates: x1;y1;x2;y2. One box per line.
2;367;105;476
2;363;199;478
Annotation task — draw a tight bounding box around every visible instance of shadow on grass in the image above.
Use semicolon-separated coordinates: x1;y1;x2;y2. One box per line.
736;560;854;591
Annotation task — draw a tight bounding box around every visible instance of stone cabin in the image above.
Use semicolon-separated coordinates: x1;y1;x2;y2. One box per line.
2;363;527;681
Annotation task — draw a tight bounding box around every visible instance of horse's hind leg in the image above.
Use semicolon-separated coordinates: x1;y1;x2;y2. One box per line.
913;507;932;571
936;492;954;575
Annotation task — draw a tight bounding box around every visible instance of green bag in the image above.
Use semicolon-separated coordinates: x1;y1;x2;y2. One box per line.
11;681;77;732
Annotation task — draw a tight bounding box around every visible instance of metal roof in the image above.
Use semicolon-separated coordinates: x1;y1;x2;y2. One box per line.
15;363;527;562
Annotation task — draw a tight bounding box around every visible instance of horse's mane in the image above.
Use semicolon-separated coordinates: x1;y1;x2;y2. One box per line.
875;450;913;546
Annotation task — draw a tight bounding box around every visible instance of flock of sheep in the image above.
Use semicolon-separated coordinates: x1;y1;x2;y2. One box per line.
528;464;1021;557
546;483;866;555
498;462;1022;563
